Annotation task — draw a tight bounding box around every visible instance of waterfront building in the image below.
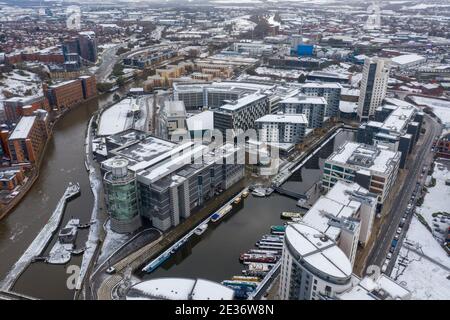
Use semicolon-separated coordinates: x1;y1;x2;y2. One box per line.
79;75;98;100
102;135;245;232
279;222;353;300
0;167;25;191
43;75;97;111
8;116;46;165
302;181;378;266
357;98;423;168
43;79;84;111
103;158;141;233
357;58;390;121
279;95;327;129
322;142;401;206
213;93;270;136
126;278;235;300
255;114;308;144
3;96;50;124
300;83;342;118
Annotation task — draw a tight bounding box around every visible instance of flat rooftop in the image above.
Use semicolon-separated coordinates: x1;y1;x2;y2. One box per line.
327;141;400;174
256;113;308;124
9;116;36;140
302;181;376;240
281;95;327;105
219;93;267;112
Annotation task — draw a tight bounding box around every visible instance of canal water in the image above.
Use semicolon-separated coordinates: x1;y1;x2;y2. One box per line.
0;86;131;300
141;130;356;283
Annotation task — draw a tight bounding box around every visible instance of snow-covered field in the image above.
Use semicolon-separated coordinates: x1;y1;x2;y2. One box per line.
0;70;42;107
416;161;450;239
409;96;450;127
391;216;450;300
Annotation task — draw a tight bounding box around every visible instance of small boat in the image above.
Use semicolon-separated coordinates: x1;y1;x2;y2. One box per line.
242;270;268;278
247;262;274;272
194;224;208;236
232;276;260;282
248;249;281;255
271;225;286;234
234;197;241;205
265;188;274;196
211;213;221;223
142;252;170;273
252;189;266;197
221;280;258;289
281;212;304;219
242;191;249;198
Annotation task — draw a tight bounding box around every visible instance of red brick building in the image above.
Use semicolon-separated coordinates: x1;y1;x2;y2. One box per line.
3;96;50;124
434;133;450;159
79;75;98;99
43;79;84;111
0;167;25;191
8;116;46;165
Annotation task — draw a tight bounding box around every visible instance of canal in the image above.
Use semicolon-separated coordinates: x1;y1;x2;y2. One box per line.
140;130;356;283
0;86;132;300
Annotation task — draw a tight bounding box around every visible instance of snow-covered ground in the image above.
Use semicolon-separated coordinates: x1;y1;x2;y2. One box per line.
391;216;450;300
409;96;450;128
416;160;450;242
97;221;130;265
0;70;42;107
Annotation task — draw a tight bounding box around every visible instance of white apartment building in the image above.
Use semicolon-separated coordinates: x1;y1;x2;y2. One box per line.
358;58;390;121
255;114;308;144
279;223;353;300
323;142;401;206
302;181;378;267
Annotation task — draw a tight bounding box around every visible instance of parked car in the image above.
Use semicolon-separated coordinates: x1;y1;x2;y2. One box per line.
387;253;392;260
106;266;116;274
396;227;402;234
394;234;400;240
381;263;388;273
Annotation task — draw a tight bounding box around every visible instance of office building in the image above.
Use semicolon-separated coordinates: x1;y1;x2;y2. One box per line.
63;31;98;64
323;142;401;206
302;181;378;266
358;58;390;121
279;222;353;300
357;98;423;168
255;114;308;144
103;158;141;233
279;95;327;129
102;135;245;232
159;101;187;139
213;93;270;136
79;75;98;100
300;83;342;118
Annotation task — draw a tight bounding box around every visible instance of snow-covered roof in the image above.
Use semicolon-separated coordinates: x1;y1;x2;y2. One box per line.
391;54;426;66
339;275;411;300
255;113;308;124
186;111;214;131
219;93;266;112
281;95;327;105
284;223;353;280
327;141;400;174
9;116;36;140
126;278;234;300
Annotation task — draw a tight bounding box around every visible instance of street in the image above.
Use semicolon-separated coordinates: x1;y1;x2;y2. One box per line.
364;115;442;273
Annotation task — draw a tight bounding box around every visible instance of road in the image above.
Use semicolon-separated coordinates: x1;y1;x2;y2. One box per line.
95;45;123;83
365;115;442;272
